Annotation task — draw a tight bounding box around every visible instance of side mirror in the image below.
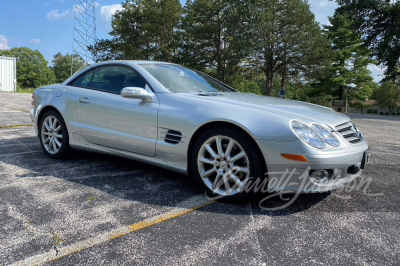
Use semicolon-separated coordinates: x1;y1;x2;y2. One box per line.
121;87;152;102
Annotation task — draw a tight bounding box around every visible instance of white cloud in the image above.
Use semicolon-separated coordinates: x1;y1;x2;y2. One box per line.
100;4;123;22
318;0;334;7
30;38;42;44
46;9;71;21
308;0;338;26
368;64;385;83
0;35;10;50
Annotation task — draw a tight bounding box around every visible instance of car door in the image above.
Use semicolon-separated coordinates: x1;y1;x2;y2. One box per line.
68;65;159;157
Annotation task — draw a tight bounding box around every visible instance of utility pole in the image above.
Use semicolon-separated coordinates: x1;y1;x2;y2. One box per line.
71;0;96;75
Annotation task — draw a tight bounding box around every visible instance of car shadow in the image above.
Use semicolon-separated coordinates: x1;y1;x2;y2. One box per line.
0;136;330;217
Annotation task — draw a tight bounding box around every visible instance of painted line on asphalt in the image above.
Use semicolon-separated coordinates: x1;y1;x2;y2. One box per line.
0;124;33;129
13;196;215;265
0;107;30;113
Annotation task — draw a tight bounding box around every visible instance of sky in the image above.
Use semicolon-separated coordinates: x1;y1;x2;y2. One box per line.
0;0;384;82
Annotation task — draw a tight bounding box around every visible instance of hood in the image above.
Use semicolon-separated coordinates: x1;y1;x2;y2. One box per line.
184;92;350;128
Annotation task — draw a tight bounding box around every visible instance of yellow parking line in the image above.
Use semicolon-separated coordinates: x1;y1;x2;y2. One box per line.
0;124;33;129
13;196;215;265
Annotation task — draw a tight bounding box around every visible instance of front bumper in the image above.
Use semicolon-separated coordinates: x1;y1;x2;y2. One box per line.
30;107;39;136
257;139;370;193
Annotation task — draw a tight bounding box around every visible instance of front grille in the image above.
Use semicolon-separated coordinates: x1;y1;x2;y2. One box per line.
335;121;363;144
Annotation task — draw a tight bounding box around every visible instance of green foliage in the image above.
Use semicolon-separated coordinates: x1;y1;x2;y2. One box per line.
91;0;330;99
1;47;55;88
52;53;85;83
17;87;36;94
284;81;311;103
313;14;376;104
336;0;400;79
244;0;331;96
87;196;97;202
88;39;117;62
375;81;400;114
176;0;247;83
231;79;263;95
85;0;391;105
90;0;182;61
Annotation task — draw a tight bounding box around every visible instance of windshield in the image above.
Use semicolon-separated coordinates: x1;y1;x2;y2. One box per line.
140;64;234;93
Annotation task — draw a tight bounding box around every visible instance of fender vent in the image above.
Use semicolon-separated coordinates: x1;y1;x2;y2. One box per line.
164;130;182;144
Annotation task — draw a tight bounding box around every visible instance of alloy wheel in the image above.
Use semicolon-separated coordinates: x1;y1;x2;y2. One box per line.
197;135;250;196
41;115;63;155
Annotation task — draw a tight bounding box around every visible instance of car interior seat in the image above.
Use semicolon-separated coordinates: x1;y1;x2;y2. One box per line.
103;72;125;93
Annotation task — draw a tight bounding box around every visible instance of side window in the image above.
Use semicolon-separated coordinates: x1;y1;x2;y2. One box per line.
123;69;146;89
69;70;94;88
90;67;112;91
90;66;146;94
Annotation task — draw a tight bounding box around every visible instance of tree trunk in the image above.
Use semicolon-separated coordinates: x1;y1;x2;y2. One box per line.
145;43;150;60
281;43;287;94
338;84;345;100
266;70;274;96
216;12;226;83
389;104;394;115
221;64;227;84
338;84;345;112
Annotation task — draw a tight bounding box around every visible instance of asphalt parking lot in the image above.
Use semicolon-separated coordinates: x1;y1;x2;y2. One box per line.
0;92;399;265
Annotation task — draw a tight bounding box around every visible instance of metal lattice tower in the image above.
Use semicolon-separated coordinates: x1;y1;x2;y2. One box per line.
71;0;96;74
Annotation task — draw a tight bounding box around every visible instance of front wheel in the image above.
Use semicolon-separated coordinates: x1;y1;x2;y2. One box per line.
39;110;70;159
191;127;266;202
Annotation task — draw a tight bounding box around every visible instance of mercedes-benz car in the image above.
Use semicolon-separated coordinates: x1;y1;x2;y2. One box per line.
30;61;370;201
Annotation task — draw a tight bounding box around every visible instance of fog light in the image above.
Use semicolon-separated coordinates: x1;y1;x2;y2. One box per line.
309;170;330;183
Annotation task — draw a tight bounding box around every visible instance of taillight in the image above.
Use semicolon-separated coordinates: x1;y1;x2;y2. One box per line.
31;92;35;107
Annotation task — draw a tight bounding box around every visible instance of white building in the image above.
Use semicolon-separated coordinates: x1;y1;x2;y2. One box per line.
0;56;17;92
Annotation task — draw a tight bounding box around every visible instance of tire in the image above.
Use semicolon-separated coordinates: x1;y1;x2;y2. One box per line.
39;110;70;159
191;127;266;202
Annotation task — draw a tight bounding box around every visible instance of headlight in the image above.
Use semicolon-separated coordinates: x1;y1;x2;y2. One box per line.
352;123;364;140
312;124;340;147
291;121;325;149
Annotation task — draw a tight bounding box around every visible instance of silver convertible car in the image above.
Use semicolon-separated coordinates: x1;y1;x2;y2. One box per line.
30;61;370;201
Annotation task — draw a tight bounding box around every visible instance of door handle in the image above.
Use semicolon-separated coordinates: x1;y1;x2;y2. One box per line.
79;97;90;104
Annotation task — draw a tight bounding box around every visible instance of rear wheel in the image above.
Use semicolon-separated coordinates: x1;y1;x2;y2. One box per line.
39;110;70;159
191;127;266;202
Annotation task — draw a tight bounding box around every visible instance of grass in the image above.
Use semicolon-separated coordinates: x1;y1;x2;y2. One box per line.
53;233;66;247
0;124;33;129
52;232;66;255
88;196;97;202
17;88;36;93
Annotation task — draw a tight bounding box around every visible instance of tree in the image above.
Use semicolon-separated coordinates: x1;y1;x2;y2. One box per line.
177;0;248;83
336;0;400;79
245;0;330;96
375;81;400;115
319;14;376;106
90;0;182;62
1;47;55;88
52;53;85;83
